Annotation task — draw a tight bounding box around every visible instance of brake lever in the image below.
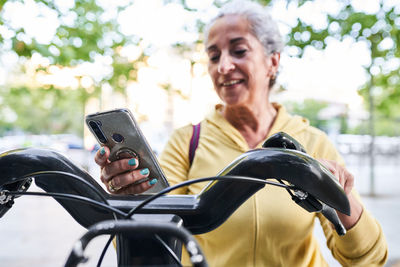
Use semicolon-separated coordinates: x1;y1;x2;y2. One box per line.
321;203;346;235
263;132;348;236
291;189;346;236
0;177;32;218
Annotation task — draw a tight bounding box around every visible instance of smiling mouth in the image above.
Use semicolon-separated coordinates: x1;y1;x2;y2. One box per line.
221;80;243;87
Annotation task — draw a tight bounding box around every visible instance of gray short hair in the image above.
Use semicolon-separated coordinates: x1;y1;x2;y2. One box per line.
204;0;284;55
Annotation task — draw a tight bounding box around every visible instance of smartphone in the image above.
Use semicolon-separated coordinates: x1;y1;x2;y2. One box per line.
85;108;169;194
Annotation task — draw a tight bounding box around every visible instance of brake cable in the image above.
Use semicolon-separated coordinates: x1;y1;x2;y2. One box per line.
4;190;127;217
3;171;110;204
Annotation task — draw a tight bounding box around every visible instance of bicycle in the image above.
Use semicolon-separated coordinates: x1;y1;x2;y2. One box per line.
0;132;350;267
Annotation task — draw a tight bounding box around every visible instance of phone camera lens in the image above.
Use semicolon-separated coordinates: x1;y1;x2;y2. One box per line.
112;133;124;143
89;120;107;144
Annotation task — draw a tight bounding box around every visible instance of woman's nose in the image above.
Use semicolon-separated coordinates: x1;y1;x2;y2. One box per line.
217;54;235;74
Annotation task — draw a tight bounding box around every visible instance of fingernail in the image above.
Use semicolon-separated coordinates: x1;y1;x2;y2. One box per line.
140;168;149;175
128;158;137;166
100;147;105;155
148;178;158;186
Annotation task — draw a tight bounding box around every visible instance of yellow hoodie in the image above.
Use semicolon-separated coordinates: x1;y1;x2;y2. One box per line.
159;103;387;267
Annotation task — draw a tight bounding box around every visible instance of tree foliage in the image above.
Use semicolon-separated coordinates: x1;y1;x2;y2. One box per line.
0;0;144;136
260;0;399;130
284;99;329;130
0;85;86;135
1;0;399;137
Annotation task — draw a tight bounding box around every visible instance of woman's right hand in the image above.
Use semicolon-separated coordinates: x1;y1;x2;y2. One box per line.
94;146;158;194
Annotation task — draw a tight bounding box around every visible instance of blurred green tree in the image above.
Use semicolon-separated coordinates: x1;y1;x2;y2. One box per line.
258;0;399;135
284;99;329;130
0;0;144;135
1;0;399;137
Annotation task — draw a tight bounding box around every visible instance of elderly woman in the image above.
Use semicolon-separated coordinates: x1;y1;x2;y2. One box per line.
95;0;387;266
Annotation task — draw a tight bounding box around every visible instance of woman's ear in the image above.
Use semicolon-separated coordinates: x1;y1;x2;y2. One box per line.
267;52;280;77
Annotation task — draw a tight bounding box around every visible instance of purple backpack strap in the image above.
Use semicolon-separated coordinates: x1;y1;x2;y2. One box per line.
189;123;201;166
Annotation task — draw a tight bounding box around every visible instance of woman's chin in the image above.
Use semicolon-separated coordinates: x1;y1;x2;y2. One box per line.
223;96;246;106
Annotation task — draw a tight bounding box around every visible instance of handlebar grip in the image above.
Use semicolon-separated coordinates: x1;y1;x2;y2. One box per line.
321;203;346;236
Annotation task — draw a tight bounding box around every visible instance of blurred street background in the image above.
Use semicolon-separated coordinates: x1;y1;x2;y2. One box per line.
1;0;399;266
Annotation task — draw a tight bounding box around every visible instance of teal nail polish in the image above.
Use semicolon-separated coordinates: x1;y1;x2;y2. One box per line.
128;158;137;166
100;147;105;155
148;178;158;186
140;168;149;175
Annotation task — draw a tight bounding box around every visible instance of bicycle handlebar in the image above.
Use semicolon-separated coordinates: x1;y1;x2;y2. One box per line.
0;145;349;235
0;132;351;266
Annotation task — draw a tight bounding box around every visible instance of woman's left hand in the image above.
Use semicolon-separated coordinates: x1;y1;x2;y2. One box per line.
319;159;364;230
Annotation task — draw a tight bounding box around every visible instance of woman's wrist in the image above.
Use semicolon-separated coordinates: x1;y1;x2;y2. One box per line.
337;192;364;230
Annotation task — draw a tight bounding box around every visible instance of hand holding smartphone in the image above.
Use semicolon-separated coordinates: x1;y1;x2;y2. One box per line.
86;108;169;194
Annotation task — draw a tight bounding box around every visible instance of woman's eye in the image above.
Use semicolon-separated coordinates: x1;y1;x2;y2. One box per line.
209;54;220;62
234;49;247;56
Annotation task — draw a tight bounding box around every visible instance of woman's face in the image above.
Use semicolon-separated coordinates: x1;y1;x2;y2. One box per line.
206;15;279;107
